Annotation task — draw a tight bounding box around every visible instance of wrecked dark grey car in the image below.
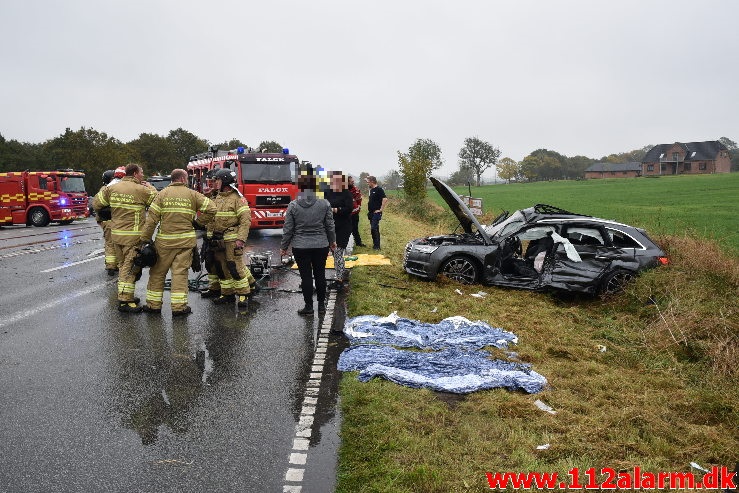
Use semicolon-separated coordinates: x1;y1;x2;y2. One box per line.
403;177;669;295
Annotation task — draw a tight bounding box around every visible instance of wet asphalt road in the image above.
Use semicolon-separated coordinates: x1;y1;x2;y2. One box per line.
0;220;348;493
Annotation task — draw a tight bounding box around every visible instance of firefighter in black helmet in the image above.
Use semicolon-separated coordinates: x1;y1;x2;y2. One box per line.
203;168;256;309
199;167;222;298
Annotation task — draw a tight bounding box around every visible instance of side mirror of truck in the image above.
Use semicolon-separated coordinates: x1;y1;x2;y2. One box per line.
47;177;57;190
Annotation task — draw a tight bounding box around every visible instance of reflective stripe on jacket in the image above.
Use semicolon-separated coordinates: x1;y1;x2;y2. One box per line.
140;182;217;249
94;177;157;245
206;189;251;242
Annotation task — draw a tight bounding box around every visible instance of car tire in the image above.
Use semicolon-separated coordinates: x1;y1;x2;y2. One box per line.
440;256;480;284
599;269;634;296
29;207;50;227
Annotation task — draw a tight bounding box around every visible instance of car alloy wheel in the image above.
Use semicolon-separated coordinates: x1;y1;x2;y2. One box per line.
440;256;480;284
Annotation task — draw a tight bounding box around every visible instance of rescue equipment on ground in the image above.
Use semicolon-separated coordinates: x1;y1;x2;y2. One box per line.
248;252;272;278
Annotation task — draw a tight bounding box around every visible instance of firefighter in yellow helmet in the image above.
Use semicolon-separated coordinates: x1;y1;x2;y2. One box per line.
93;163;157;312
204;168;256;309
138;168;217;316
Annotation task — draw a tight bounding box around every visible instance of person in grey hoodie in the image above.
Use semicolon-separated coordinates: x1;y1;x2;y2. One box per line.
280;170;336;315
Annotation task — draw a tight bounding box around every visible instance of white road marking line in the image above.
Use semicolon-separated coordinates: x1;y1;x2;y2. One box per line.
40;255;103;272
283;290;338;491
0;279;115;329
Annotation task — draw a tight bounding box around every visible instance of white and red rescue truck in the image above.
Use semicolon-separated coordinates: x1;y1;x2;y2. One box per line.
0;170;90;227
187;147;299;229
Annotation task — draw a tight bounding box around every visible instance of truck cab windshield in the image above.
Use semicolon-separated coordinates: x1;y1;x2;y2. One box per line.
240;162;295;184
60;176;86;193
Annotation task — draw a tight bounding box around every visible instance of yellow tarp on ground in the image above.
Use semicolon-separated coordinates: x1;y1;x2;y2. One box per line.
292;253;392;269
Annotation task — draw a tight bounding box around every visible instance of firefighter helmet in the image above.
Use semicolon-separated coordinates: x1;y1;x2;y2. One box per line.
102;170;115;185
205;167;219;180
213;168;237;189
114;166;126;178
133;241;158;268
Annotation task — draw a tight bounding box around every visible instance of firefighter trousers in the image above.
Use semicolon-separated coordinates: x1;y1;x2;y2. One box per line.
146;246;193;311
113;243;141;302
100;220;117;269
213;241;255;295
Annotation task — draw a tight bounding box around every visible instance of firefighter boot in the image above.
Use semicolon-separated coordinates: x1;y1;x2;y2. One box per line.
237;295;248;310
213;294;236;305
200;289;221;298
141;305;161;314
172;306;192;317
118;302;143;313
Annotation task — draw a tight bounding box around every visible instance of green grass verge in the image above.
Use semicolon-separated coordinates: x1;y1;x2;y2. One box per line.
429;173;739;254
337;187;738;492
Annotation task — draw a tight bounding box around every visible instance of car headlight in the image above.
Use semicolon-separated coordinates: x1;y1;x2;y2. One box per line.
414;244;439;254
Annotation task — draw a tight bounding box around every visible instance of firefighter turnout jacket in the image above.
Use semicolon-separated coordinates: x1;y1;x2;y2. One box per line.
93;177;157;245
94;184;117;270
139;182;216;248
207;188;251;241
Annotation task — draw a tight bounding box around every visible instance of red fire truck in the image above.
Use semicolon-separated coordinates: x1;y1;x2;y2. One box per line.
0;170;90;227
187;147;299;229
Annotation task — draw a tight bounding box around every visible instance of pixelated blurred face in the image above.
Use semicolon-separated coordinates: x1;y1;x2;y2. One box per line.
331;174;348;192
297;173;316;191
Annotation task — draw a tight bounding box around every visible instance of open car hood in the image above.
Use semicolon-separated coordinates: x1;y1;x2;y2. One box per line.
430;177;492;243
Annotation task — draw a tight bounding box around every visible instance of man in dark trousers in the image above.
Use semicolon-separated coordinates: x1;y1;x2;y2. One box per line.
348;175;365;247
365;175;388;250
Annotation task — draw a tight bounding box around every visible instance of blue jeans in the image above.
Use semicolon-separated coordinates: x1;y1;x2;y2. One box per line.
368;212;382;249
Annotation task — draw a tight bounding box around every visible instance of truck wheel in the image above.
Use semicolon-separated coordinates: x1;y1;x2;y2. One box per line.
29;207;50;227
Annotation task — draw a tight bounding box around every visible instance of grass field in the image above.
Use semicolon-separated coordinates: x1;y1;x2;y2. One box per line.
337;174;738;492
432;173;739;254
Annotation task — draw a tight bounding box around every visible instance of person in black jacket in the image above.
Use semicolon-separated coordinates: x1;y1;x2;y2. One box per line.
324;171;353;290
366;175;388;249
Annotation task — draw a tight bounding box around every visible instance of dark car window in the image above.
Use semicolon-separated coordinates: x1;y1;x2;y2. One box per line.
606;228;643;249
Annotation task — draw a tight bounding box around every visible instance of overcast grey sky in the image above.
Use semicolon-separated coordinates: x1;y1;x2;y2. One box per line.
1;0;737;179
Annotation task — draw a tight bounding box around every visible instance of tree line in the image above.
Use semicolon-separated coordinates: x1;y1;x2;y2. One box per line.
2;127;736;196
0;127;283;192
389;136;739;202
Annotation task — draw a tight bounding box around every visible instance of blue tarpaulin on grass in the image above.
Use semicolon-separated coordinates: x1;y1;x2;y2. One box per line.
338;345;547;394
343;312;518;350
338;313;548;394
